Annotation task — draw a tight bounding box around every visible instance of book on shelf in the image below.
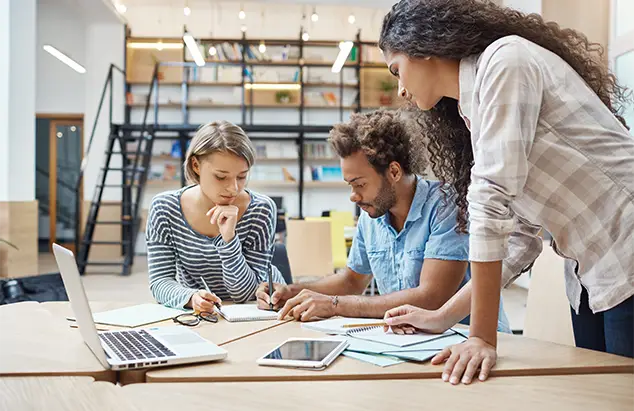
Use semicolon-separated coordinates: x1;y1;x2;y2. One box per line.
303;142;334;159
310;166;343;182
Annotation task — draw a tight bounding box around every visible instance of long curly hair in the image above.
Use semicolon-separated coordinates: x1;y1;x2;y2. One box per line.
379;0;630;233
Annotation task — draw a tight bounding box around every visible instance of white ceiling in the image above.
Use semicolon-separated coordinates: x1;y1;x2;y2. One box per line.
121;0;397;7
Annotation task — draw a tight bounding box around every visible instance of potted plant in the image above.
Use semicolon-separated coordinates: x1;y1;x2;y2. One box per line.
379;79;398;106
275;90;292;104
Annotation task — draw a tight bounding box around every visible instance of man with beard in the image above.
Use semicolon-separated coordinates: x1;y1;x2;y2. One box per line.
256;110;509;332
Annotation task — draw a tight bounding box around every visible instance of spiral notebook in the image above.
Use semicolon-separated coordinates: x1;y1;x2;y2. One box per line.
302;317;456;347
214;304;278;322
346;327;456;348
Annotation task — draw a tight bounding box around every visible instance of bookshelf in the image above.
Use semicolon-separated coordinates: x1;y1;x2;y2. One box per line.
124;31;396;218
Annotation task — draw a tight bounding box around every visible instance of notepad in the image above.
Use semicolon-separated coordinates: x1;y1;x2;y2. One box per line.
214;304;278;322
342;351;405;367
347;327;456;348
67;304;188;328
302;317;385;335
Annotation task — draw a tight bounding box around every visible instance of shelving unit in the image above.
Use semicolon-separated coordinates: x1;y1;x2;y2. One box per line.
124;29;399;218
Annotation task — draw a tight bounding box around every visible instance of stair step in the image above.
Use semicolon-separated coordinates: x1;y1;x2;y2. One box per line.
85;261;126;266
101;166;146;172
84;240;132;245
95;184;140;188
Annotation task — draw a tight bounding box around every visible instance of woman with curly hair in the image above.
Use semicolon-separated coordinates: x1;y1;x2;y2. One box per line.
379;0;634;385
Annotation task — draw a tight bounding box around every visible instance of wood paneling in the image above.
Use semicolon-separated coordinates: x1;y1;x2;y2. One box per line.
0;201;39;278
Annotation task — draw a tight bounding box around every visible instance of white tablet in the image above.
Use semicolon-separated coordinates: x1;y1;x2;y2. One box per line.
257;338;349;370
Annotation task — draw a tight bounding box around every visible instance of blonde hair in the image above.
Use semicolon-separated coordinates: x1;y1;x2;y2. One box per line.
184;121;256;184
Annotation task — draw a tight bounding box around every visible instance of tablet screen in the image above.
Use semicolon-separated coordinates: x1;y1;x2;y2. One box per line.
263;340;343;362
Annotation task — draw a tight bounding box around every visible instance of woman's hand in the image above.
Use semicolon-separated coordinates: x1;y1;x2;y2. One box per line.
207;205;239;243
432;336;497;385
383;304;453;334
189;290;222;313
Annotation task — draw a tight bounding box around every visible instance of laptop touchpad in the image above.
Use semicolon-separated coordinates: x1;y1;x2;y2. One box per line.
160;332;206;346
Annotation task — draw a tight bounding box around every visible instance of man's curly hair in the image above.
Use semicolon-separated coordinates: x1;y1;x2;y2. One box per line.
328;110;425;175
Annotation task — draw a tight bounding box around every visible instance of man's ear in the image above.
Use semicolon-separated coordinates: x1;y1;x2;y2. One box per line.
388;161;403;183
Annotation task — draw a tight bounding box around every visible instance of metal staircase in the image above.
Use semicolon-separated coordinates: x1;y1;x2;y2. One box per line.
75;64;159;275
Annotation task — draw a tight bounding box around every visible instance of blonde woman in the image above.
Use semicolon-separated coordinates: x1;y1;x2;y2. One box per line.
146;121;285;312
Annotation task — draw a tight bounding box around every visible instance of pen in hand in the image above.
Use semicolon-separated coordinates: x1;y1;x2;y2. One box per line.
200;276;222;311
267;267;274;311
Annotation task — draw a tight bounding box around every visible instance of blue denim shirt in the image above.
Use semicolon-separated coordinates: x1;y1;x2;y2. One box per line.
348;178;510;333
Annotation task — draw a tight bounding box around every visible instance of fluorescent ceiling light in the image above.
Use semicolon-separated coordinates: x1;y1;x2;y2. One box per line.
332;41;354;73
127;42;183;50
43;45;86;74
183;33;205;67
244;83;301;90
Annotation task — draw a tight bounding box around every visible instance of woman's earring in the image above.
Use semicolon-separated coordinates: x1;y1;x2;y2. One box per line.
398;86;408;99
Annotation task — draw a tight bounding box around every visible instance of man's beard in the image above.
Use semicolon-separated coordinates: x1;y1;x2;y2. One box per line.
359;177;397;218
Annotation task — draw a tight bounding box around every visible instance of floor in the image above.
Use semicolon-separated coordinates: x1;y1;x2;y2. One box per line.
37;248;540;332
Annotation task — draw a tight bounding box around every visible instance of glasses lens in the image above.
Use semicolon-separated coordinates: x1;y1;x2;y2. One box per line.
175;314;199;326
199;312;218;323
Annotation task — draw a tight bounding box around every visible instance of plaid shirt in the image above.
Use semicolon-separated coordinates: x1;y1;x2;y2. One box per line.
458;35;634;313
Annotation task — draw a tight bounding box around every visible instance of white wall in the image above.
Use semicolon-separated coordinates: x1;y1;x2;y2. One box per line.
124;2;387;42
0;0;10;202
83;22;125;201
503;0;542;14
36;0;86;114
7;0;37;202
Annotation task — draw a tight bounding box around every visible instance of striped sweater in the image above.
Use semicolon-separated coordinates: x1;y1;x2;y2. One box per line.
146;186;285;308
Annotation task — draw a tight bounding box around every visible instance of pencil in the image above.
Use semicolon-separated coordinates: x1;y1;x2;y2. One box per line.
342;321;387;329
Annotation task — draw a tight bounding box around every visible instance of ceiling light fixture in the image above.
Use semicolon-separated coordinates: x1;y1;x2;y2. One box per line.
332;41;354;73
115;3;127;14
311;7;318;22
43;45;86;74
209;46;217;56
258;41;266;53
302;31;310;41
183;33;205;67
348;14;356;24
244;83;301;90
127;42;183;50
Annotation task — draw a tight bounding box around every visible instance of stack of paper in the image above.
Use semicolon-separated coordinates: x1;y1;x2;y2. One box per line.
303;317;468;367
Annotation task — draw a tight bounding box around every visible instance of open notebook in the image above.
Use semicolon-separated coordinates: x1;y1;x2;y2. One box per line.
67;304;188;328
302;317;456;348
214;304;278;322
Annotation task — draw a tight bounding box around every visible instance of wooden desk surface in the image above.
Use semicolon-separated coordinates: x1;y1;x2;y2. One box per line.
123;374;634;411
3;374;631;411
0;302;115;382
41;301;288;385
146;320;634;383
0;377;136;411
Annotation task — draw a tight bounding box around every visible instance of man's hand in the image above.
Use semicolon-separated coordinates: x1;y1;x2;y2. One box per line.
207;205;239;243
255;282;294;311
278;289;336;321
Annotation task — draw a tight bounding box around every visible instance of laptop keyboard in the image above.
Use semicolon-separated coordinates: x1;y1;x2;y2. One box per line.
99;330;176;362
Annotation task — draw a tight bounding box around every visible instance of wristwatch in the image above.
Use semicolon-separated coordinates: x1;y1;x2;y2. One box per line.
331;295;339;315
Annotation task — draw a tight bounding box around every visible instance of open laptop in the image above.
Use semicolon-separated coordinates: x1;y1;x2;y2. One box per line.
52;243;227;371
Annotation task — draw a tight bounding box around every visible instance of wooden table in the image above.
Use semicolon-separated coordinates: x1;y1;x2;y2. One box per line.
0;302;115;382
122;374;634;411
0;377;136;411
146;320;634;383
41;301;289;384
